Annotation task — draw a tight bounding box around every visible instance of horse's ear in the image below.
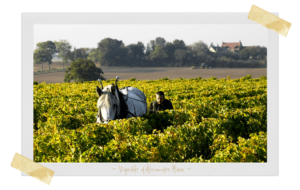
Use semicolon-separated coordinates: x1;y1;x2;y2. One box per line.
96;86;102;97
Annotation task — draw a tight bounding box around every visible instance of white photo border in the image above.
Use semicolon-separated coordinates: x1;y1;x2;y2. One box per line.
22;13;278;176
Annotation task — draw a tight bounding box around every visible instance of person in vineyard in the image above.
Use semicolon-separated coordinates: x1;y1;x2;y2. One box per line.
149;91;174;114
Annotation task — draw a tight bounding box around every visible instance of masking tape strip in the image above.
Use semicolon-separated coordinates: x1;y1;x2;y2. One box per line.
248;5;291;37
11;153;54;185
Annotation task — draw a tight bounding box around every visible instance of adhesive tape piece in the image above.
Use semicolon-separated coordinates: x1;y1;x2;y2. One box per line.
248;3;293;38
10;152;54;186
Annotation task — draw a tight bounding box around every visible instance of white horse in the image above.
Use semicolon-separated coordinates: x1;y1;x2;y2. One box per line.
96;76;147;124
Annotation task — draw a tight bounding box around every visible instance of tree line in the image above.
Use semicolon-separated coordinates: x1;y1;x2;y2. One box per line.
34;37;267;70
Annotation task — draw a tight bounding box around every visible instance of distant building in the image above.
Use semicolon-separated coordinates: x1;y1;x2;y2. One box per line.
209;40;253;53
221;41;243;52
209;45;228;53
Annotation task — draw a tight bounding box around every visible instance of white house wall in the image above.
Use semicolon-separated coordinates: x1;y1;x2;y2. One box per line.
209;47;216;53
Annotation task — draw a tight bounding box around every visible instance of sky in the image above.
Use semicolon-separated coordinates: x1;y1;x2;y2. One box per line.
34;24;268;50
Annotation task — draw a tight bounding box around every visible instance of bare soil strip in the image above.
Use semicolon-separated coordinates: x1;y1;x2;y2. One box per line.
34;66;267;84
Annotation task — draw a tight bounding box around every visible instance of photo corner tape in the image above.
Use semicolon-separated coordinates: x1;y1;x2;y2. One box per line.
248;5;291;37
11;153;54;185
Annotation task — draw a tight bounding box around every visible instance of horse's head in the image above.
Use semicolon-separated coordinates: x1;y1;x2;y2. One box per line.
96;83;120;124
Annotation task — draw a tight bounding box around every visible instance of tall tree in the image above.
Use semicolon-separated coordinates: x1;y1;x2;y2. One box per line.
190;41;208;52
149;45;168;66
69;48;89;61
54;40;72;69
165;42;176;66
239;48;251;60
36;41;58;70
33;48;52;72
155;37;166;48
126;41;145;66
174;49;187;67
239;46;267;60
250;46;267;59
88;48;102;65
137;43;146;66
196;51;207;66
150;40;156;52
173;39;186;50
257;46;267;59
97;38;127;66
136;42;146;55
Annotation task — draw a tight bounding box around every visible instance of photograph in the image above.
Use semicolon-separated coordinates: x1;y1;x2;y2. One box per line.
33;23;268;163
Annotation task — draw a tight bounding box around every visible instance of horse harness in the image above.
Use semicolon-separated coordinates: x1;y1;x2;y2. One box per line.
97;86;147;123
97;98;119;123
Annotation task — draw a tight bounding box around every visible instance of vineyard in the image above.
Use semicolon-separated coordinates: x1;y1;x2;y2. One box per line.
34;75;267;163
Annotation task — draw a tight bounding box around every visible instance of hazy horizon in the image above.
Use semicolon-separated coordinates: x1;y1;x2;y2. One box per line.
34;24;267;50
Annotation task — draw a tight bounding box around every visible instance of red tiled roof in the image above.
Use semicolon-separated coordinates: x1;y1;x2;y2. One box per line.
221;42;241;50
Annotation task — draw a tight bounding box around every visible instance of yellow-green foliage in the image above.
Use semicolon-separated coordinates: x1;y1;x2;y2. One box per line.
34;75;267;162
185;131;267;163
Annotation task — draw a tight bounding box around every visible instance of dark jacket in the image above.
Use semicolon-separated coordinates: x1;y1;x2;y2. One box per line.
149;99;174;114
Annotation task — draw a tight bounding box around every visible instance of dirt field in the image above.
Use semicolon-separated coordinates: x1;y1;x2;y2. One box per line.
34;65;267;84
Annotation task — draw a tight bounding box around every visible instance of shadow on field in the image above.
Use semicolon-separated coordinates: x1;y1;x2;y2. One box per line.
143;111;191;133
